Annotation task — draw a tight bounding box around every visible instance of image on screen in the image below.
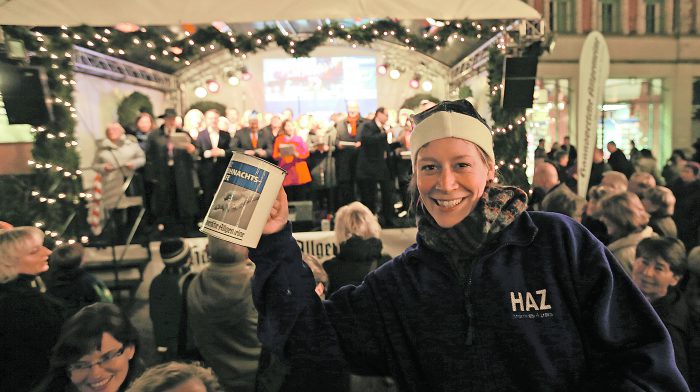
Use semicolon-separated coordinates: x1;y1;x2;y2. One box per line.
263;56;377;119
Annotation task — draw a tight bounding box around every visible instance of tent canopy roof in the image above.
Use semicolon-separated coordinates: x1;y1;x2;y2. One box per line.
0;0;540;26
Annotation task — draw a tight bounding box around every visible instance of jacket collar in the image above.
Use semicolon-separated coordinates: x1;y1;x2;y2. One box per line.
405;211;538;264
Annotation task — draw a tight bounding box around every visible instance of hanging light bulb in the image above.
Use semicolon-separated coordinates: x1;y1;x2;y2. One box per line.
206;79;221;93
408;74;421;89
194;86;208;98
228;75;240;86
389;69;401;80
421;80;433;92
240;67;252;81
376;63;388;76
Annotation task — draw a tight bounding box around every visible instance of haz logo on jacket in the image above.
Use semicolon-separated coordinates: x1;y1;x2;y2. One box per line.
510;289;554;319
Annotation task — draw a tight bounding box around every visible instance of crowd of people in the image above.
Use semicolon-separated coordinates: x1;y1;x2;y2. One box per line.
95;101;433;241
2;97;700;391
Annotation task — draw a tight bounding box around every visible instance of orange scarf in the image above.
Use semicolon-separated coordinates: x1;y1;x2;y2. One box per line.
348;114;359;137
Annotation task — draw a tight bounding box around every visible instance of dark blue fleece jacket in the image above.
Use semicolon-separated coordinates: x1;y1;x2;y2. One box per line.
249;211;689;391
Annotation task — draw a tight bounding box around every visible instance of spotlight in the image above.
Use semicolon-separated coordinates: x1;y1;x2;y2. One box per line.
194;86;208;98
377;63;388;76
241;67;252;81
206;79;221;93
408;74;421;89
389;69;401;80
228;75;240;86
421;80;433;92
114;22;140;33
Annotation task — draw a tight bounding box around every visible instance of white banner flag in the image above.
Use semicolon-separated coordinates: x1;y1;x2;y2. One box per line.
577;31;610;197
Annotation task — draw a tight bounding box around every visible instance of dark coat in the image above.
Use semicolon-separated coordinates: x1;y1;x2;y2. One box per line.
334;118;366;182
356;121;390;181
670;179;700;250
145;126;198;218
0;275;65;392
45;267;112;317
196;129;232;209
232;127;274;160
249;212;689;391
649;212;678;238
324;236;390;295
652;287;692;384
608;149;634;177
589;161;611;189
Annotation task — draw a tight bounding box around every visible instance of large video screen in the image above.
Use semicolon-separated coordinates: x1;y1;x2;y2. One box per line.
263;56;377;120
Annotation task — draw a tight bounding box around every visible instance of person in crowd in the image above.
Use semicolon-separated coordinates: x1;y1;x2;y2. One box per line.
631;237;691;384
145;109;199;237
581;185;612;245
356;107;396;227
588;148;611;189
225;108;242;133
546;141;560;161
642;186;678;238
628;171;656;199
534;138;546;161
126;362;223;392
395;116;415;216
0;220;13;229
606;141;634;178
92;122;147;241
599;192;656;274
45;243;113;317
183;109;205;140
248;99;688;391
260;114;282;147
540;184;586;222
272;119;312;201
335;101;366;207
635;149;664;185
130;112;155;152
232;111;273;161
187;236;261;392
37;302;142;392
670;162;700;251
529;161;571;211
196;109;233;213
149;238;195;362
553;149;576;191
323;202;391;295
282;108;294;122
629;140;640;164
0;226;65;391
307;121;337;216
600;170;629;194
663;149;688;185
685;245;700;392
562;135;577;164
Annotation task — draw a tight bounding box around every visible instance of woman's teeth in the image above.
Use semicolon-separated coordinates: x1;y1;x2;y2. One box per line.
89;378;110;388
434;198;463;208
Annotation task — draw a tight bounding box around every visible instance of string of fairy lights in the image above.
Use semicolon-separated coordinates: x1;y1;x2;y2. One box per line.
4;18;532;242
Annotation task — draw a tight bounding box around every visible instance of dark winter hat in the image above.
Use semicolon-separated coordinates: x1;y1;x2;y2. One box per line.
410;99;494;167
159;238;190;267
158;108;178;119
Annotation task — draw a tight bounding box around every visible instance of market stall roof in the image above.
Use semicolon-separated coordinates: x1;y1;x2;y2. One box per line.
0;0;540;26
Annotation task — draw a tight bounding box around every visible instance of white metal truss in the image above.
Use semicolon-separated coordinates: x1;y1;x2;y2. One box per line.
72;46;176;91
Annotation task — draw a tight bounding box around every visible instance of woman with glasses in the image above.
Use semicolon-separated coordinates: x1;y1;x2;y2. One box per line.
37;302;142;392
0;226;65;391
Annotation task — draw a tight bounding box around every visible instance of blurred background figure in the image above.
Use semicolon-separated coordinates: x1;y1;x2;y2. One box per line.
540;186;586;222
582;185;612;245
642;186;678;238
324;202;391;296
183;109;205;140
45;243;113;317
588;148;611;189
599;192;655;274
600;171;629;195
272;119;312;201
126;362;223;392
0;226;65;391
628;172;656;199
670;162;700;251
662;149;688;186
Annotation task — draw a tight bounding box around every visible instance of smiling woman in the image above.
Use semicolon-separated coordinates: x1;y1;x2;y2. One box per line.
0;226;65;391
246;99;689;391
37;302;142;392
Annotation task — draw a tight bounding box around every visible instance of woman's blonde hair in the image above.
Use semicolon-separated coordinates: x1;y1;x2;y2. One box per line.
600;192;650;235
0;226;45;283
334;202;381;244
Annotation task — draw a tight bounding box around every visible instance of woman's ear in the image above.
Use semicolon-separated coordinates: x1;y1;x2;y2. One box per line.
125;345;136;360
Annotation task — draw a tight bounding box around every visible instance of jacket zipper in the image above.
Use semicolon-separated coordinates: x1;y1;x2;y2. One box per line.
464;261;475;346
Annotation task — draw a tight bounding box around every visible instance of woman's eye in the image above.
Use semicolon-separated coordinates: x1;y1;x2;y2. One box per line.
457;162;471;168
420;164;437;172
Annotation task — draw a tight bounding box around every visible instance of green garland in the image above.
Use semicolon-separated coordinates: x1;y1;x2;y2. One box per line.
0;26;83;241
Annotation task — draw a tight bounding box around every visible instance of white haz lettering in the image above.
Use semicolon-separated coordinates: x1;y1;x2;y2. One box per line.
510;289;551;312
